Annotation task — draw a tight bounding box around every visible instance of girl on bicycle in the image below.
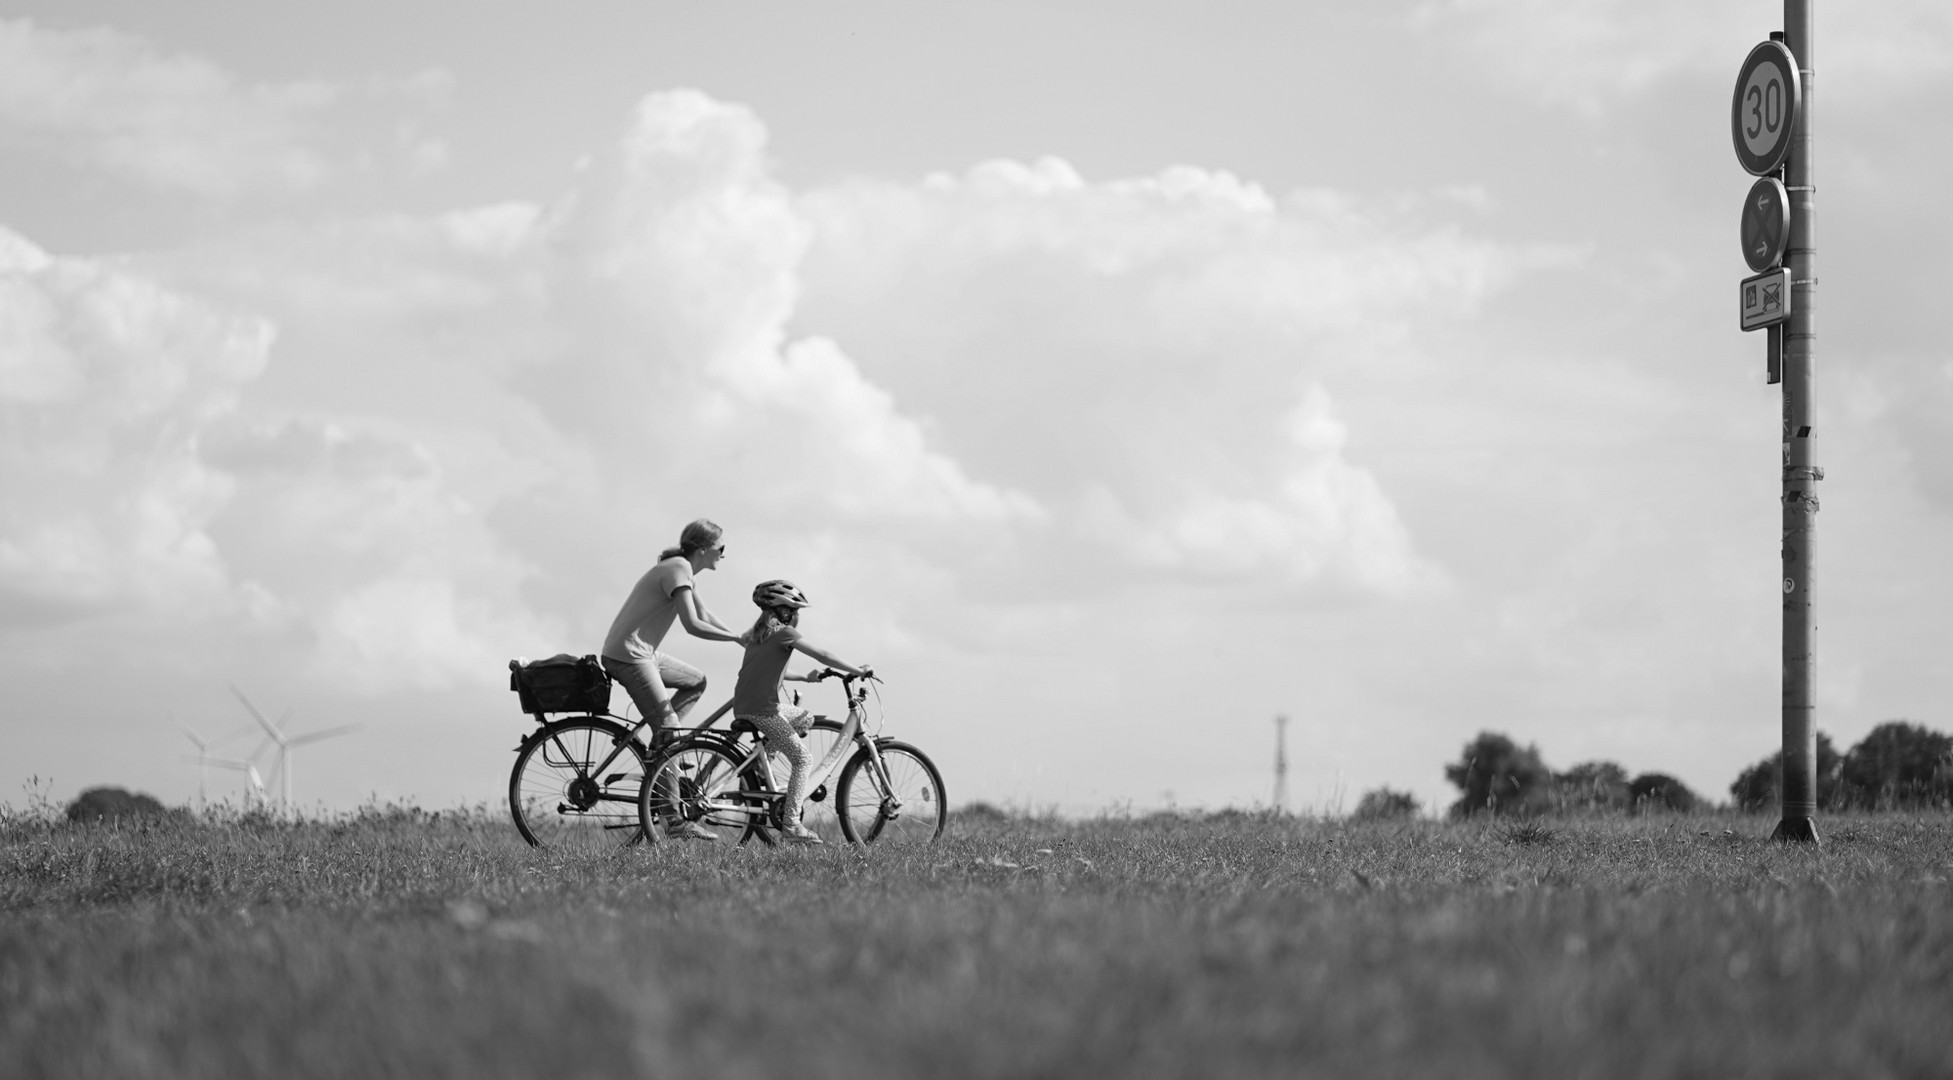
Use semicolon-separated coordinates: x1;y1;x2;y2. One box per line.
734;579;871;845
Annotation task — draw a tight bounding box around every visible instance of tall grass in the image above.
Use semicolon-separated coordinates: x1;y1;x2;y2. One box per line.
4;802;1952;1079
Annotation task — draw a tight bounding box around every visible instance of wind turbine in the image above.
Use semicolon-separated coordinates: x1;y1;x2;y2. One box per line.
201;754;269;807
229;685;361;814
175;711;261;807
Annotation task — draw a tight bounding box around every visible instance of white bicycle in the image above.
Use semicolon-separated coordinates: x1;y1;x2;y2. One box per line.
636;670;947;847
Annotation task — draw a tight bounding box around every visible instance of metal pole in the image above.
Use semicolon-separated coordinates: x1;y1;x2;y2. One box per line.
1774;0;1820;843
1273;714;1288;813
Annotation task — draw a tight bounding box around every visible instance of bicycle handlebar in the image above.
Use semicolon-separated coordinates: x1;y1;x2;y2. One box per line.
815;667;877;684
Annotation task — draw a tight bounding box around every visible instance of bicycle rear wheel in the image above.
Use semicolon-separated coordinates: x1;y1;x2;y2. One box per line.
835;740;947;846
509;718;644;849
638;736;764;844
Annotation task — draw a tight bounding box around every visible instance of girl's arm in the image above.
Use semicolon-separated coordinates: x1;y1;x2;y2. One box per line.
790;638;868;678
673;588;743;644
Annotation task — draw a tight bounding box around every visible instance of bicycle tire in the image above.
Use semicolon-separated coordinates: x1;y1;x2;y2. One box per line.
509;717;645;849
744;717;849;847
835;740;947;846
637;734;765;844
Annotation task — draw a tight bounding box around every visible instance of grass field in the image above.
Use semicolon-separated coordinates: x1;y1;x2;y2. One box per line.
4;801;1951;1080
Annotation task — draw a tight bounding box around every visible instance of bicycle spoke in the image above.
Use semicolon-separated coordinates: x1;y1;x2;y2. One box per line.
510;719;645;849
639;738;759;844
836;741;946;846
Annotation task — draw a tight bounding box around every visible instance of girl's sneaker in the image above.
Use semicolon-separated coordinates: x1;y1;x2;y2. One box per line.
782;823;824;845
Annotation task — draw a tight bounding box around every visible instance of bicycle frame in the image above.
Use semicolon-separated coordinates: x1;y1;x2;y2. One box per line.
678;675;903;827
528;695;737;806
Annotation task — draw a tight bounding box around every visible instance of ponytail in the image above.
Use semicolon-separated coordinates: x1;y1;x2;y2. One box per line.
660;518;723;561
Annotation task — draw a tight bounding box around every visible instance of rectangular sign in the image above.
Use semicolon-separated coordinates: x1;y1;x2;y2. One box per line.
1740;267;1792;331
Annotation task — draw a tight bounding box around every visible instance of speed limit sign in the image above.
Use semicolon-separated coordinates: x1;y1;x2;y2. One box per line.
1732;40;1801;175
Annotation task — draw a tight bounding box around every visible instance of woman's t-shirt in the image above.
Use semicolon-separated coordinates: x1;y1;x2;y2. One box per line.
601;557;695;661
732;623;802;715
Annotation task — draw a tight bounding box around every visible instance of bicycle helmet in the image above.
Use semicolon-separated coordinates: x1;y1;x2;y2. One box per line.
752;579;810;610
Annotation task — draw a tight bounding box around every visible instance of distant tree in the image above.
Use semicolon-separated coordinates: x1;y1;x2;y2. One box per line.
65;787;168;823
1555;761;1631;813
1729;732;1845;812
1627;773;1700;814
1445;732;1554;818
1352;788;1421;821
1840;721;1953;809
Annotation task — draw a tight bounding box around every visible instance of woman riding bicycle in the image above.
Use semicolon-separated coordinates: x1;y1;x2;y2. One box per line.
601;518;744;745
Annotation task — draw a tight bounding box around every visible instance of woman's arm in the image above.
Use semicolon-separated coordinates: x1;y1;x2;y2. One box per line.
673;588;743;644
692;597;739;635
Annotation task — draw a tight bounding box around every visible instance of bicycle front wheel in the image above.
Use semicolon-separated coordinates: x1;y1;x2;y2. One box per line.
638;736;764;844
509;718;645;849
835;740;947;846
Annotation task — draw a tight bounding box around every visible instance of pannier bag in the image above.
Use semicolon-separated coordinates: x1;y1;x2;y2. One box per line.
509;654;610;715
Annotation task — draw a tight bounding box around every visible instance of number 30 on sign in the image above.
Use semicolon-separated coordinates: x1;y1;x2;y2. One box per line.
1732;40;1801;176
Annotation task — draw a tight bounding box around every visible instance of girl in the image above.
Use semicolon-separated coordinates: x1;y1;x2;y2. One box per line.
732;579;871;845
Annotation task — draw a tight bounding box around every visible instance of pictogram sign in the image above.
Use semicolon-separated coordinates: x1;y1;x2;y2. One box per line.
1740;267;1793;331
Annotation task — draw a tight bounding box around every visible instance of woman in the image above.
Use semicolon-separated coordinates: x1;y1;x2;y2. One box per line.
601;518;744;740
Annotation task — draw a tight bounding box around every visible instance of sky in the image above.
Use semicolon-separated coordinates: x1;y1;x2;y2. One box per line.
3;0;1951;817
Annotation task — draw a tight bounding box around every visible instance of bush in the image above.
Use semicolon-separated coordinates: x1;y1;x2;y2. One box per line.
1730;732;1845;812
1627;773;1699;814
1445;732;1555;818
1554;761;1631;813
1727;724;1953;813
65;787;171;823
1839;721;1953;810
1352;788;1421;821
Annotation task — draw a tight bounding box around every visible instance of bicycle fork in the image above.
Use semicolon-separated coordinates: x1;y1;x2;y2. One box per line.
857;738;904;821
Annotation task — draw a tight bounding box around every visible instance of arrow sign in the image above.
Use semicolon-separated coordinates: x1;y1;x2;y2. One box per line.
1741;176;1790;272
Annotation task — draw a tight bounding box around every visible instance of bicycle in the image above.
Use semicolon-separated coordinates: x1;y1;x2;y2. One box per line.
506;655;764;850
637;669;947;847
505;658;924;848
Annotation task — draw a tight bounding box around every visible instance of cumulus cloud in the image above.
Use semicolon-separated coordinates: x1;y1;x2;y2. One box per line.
1078;386;1444;595
533;90;1039;532
0;18;450;198
796;156;1549;598
0;88;1048;690
0;226;267;624
2;83;1550;698
0;220;559;688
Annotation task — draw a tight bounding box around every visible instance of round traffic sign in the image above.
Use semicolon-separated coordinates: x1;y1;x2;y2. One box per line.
1732;40;1801;175
1740;176;1790;272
